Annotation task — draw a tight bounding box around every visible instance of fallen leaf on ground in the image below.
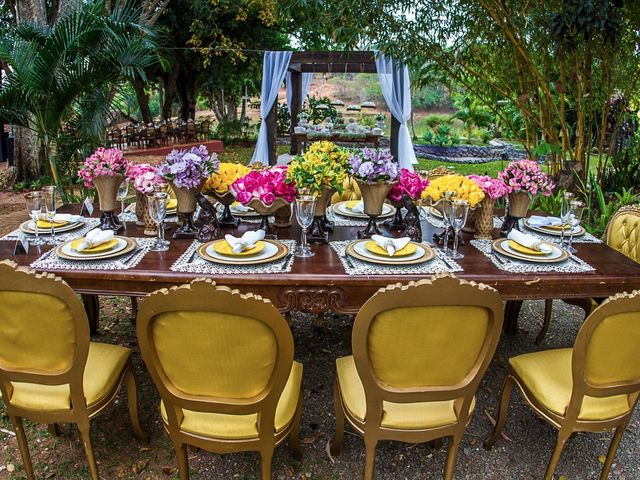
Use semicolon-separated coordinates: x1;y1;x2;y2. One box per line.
162;466;177;475
138;447;151;453
325;439;335;464
6;464;15;473
301;432;325;444
131;459;148;474
598;454;606;464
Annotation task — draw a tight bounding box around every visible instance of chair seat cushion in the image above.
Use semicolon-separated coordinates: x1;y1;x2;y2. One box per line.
7;342;130;412
161;361;302;440
510;348;633;421
336;356;475;430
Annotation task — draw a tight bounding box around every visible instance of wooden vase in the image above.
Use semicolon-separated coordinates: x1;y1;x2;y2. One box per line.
474;197;495;239
356;180;395;238
170;181;202;238
308;186;336;243
93;174;124;232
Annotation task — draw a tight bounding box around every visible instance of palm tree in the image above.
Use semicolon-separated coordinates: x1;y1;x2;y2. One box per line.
0;0;162;199
453;95;493;142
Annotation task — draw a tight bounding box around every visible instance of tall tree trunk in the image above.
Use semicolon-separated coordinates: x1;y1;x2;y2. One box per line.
131;78;153;123
160;67;179;120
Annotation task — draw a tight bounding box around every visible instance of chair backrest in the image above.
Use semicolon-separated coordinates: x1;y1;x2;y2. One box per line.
570;290;640;409
605;204;640;263
352;274;503;423
0;261;89;405
137;279;294;434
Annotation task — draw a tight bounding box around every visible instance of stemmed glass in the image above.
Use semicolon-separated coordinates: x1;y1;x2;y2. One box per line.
567;200;585;253
294;195;316;258
559;192;574;247
147;192;169;252
440;190;457;256
24;191;46;246
449;199;470;259
117;180;129;222
42;186;58;245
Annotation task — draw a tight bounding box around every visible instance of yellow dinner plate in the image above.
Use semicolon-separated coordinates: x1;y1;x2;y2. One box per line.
508;240;546;256
365;241;418;257
166;198;178;210
70;238;119;253
345;200;361;210
212;240;266;257
36;219;68;228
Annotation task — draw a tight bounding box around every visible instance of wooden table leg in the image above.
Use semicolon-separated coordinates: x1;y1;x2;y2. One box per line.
504;300;523;335
82;294;100;335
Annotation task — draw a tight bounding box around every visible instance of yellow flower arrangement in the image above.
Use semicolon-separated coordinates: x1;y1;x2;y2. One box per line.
203;162;251;195
286;141;350;196
421;174;485;207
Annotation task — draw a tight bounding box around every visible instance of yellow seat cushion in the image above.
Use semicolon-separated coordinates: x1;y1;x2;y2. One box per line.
510;348;633;421
6;342;130;412
161;361;302;440
336;356;475;430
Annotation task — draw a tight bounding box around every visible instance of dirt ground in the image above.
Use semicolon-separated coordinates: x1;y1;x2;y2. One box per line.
0;190;638;480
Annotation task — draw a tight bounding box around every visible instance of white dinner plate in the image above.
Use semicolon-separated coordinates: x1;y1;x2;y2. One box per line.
20;220;84;234
206;240;279;262
524;219;585;237
493;238;569;263
332;201;395;219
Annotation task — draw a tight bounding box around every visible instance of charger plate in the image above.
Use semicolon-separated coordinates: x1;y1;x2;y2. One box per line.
20;220;84;234
524;219;585;237
212;240;266;256
331;201;395;219
346;240;435;265
492;238;569;263
55;237;136;261
198;239;287;265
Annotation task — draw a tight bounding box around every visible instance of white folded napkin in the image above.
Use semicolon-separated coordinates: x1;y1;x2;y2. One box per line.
507;230;553;254
74;228;115;252
224;229;265;254
349;201;365;214
527;215;562;227
371;235;411;256
36;213;83;223
231;203;252;212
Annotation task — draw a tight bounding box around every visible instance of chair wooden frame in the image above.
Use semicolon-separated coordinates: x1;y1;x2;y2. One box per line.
0;260;148;480
537;203;640;345
331;274;504;480
485;289;640;480
136;278;303;480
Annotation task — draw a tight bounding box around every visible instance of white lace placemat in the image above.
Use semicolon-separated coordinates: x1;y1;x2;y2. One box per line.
119;211;179;224
470;239;595;273
491;216;602;244
30;237;155;271
330;240;462;275
171;239;296;274
421;207;447;229
1;218;101;243
325;209;369;227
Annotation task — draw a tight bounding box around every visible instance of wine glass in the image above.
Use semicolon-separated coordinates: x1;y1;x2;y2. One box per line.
147;192;169;252
559;191;574;247
567;200;585;253
24;191;46;246
117;180;129;222
440;190;457;256
42;186;58;245
294;195;316;258
449;199;470;259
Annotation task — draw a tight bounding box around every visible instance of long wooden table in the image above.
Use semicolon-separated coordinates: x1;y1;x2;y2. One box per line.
3;205;640;334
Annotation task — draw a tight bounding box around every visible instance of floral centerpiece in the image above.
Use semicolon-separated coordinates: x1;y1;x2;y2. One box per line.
422;174;485;208
348;148;399;238
126;163;165;233
157;145;219;237
385;168;429;231
202;162;251;226
468;175;510;238
498;160;554;231
78;147;130;231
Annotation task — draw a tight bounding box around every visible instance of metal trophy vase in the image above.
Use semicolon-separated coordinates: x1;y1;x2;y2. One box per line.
170;181;202;238
308;186;336;243
356;180;395;239
93;174;124;232
210;191;239;227
501;191;532;235
384;199;406;231
247;197;290;239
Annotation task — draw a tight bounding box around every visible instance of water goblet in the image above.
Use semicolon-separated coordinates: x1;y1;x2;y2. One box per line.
567;200;585;254
42;186;58;245
449;199;470;259
559;192;574;247
440;190;457;256
117;180;129;222
147;192;169;252
294;195;316;258
24;191;46;246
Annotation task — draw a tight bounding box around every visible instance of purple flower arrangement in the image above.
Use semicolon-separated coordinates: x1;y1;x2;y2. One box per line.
498;160;554;196
348;148;399;184
468;174;510;200
157;145;219;189
388;168;429;203
78;147;130;188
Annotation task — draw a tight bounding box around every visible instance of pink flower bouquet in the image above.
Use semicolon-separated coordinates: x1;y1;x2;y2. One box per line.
126;163;165;194
388;168;429;203
468;175;510;200
230;165;296;206
78;147;130;188
498;160;554;196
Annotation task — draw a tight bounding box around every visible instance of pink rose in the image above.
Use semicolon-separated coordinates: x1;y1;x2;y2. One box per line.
260;192;276;205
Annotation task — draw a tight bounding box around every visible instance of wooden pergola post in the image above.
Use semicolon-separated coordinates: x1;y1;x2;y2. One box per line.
289;69;302;155
266;101;278;166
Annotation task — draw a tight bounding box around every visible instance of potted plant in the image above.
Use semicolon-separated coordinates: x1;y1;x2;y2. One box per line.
468;175;510;238
348;148;399;238
126;163;166;235
202;162;251;227
78;147;130;231
385;168;429;231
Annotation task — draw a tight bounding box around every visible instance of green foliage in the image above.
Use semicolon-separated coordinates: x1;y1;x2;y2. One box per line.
423;113;453;129
412;85;449;110
305;96;338;125
453;94;493;141
277;103;291;135
531;190;564;216
601;129;640;193
213;119;255;146
422;130;434;144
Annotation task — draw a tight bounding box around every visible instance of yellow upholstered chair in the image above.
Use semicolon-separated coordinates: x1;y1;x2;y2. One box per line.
537;204;640;344
0;260;148;480
331;274;504;480
331;176;361;203
136;279;303;480
485;290;640;480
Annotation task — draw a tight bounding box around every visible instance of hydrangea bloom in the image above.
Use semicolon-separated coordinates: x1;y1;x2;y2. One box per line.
78;147;130;188
230;165;296;206
348;148;399;184
498;160;554;196
468;175;510;200
157;145;219;189
126;163;164;194
388;168;429;203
